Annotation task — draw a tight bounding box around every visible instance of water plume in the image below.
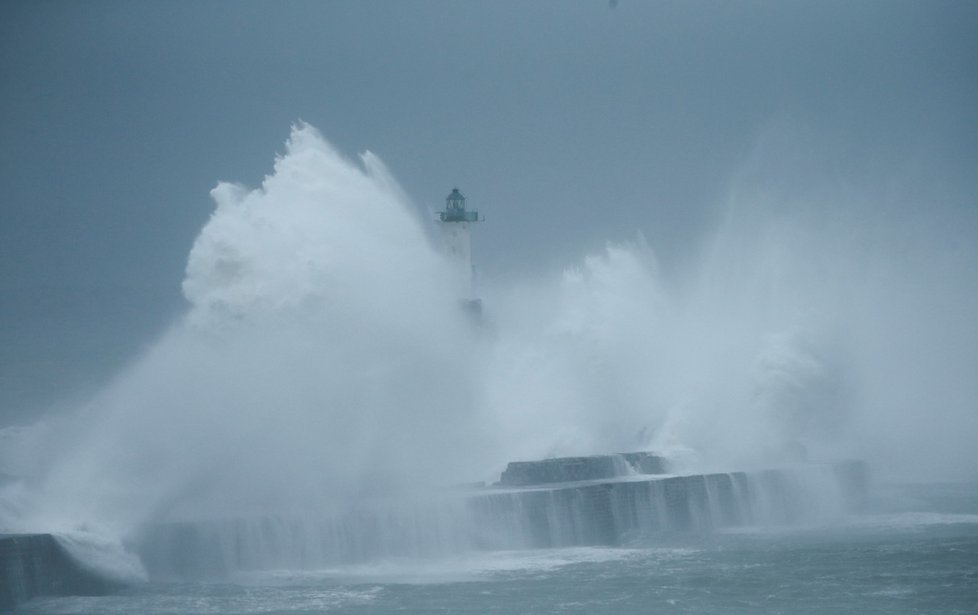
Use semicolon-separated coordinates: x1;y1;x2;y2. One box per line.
1;120;975;563
2;123;490;538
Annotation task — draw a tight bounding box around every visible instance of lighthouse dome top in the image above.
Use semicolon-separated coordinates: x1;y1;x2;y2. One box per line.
439;187;479;222
447;188;465;208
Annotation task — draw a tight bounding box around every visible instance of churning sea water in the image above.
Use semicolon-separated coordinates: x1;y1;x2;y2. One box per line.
14;481;978;614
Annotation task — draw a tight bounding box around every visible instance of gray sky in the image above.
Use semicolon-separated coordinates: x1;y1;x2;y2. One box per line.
1;0;976;426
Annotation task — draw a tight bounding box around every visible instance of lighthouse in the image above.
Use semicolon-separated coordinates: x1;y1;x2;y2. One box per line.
438;187;481;313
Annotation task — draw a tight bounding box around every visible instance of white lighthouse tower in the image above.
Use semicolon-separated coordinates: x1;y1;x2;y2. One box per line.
438;187;481;313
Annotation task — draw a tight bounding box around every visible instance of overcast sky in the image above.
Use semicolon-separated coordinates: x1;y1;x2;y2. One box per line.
1;0;976;425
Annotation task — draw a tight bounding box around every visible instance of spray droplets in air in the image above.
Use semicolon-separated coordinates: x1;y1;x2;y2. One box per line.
4;121;976;538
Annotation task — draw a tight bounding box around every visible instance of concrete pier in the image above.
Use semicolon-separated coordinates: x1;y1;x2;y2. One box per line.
0;533;116;611
133;460;869;578
497;452;668;486
2;458;871;594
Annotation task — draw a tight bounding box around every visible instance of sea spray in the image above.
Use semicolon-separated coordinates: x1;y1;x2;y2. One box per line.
4;124;492;540
479;240;678;464
1;125;857;540
53;531;148;584
3;121;973;574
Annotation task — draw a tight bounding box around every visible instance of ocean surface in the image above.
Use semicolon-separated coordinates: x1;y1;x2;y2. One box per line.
15;482;978;614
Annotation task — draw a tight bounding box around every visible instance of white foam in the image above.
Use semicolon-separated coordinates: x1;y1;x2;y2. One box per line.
845;511;978;530
53;531;147;583
234;547;683;585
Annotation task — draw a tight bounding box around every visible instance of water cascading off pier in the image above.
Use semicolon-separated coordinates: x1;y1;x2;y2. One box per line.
130;455;869;580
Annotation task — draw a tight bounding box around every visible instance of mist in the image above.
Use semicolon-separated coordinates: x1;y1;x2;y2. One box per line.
1;114;975;552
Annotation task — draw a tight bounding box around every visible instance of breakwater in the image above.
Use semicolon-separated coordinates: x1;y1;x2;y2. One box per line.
497;452;667;486
0;534;116;611
133;459;868;579
0;456;869;601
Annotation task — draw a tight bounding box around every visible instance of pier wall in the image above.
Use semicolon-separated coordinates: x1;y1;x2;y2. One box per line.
0;534;115;611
